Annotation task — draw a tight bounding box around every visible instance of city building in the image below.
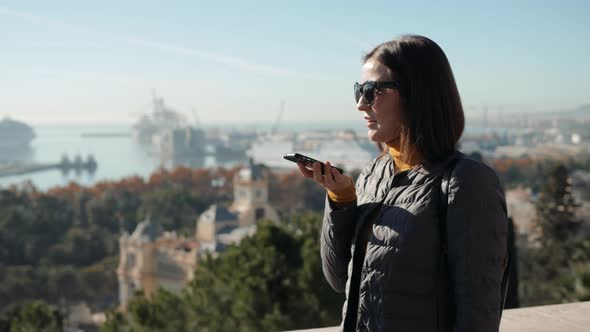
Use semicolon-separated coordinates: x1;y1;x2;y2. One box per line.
196;158;280;252
505;187;539;245
116;218;198;309
117;159;279;308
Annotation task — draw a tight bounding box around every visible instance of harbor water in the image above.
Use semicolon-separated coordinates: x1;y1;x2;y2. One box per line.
0;122;495;191
0;124;205;191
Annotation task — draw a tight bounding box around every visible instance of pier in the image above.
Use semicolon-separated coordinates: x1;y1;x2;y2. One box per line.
0;154;98;178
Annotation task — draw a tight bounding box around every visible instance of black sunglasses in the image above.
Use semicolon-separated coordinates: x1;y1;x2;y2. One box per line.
354;80;400;106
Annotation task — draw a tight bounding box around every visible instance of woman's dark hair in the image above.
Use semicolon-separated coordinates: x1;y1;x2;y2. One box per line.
364;35;464;163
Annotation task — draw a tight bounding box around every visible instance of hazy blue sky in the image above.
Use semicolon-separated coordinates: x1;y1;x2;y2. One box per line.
1;0;588;125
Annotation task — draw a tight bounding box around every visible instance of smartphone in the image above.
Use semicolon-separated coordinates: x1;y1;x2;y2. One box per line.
283;153;344;175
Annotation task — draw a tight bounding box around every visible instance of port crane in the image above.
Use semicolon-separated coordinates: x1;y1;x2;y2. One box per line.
271;100;286;135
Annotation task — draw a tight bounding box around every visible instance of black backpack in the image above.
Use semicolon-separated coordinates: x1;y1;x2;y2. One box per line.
439;157;512;319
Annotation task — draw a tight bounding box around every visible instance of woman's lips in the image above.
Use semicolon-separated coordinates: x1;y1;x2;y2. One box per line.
366;119;377;128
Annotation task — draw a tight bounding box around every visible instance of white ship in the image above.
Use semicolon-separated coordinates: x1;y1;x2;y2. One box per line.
247;129;379;172
0;118;35;152
246;135;295;169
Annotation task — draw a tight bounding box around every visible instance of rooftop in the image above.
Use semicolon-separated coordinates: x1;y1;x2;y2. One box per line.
130;217;164;242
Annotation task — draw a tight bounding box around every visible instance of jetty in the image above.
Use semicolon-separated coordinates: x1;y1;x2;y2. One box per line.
0;154;98;178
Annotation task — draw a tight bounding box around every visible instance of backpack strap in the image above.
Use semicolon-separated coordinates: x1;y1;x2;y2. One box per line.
438;156;459;253
499;244;512;317
436;155;460;331
438;156;512;319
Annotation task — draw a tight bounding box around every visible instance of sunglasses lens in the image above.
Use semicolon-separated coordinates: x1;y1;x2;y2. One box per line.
363;82;374;105
354;82;376;105
354;83;361;103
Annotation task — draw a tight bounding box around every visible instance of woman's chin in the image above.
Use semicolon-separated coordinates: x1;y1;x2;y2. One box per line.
367;129;381;142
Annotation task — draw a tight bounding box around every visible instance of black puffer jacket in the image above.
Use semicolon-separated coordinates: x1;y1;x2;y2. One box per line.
321;151;508;332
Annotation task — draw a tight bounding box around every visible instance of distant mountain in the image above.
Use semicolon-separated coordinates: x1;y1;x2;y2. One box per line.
524;104;590;119
567;104;590;116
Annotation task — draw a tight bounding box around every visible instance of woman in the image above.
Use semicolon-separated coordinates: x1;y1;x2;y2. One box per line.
297;35;508;332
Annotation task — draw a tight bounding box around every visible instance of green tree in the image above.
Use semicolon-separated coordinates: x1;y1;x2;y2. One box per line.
138;187;208;234
46;227;108;266
0;301;63;332
186;215;342;331
101;309;128;332
104;214;343;331
47;266;82;303
535;165;580;244
520;164;588;306
0;266;50;311
290;213;344;326
184;220;303;331
79;257;119;306
86;192;121;233
126;290;187;332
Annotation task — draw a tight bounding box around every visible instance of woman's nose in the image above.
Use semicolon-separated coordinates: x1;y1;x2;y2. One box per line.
357;97;371;112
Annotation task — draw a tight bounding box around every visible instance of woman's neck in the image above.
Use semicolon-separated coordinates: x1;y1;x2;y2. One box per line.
385;138;421;172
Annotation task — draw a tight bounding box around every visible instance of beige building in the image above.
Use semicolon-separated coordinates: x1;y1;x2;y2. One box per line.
196;158;280;252
505;187;539;245
117;218;198;308
118;159;279;307
230;158;280;226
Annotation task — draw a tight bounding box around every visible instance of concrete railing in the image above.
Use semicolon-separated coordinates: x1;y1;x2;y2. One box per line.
285;301;590;332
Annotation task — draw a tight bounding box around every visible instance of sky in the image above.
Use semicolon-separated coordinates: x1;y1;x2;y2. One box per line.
1;0;589;125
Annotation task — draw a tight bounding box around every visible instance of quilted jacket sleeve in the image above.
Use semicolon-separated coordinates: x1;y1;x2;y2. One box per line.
446;159;508;332
321;197;358;293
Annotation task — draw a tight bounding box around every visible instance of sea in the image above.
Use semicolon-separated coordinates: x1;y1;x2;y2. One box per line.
0;122;496;191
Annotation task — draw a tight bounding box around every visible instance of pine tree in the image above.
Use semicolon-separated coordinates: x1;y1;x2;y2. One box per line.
535;164;580;246
520;164;583;305
0;301;63;332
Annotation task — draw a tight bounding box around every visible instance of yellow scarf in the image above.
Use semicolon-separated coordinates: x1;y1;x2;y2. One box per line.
386;138;418;172
327;139;420;203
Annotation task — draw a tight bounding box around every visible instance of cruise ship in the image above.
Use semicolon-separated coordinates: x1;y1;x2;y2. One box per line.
0;118;35;153
247;130;379;172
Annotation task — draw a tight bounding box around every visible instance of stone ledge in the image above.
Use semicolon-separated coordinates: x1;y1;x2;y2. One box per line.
499;301;590;332
285;301;590;332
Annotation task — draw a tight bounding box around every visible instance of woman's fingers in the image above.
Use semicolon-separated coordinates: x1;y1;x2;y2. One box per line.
297;162;313;178
332;166;346;182
296;160;350;191
324;161;335;187
312;162;325;185
331;167;343;182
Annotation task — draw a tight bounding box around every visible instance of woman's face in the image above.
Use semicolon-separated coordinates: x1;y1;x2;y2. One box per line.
358;59;403;143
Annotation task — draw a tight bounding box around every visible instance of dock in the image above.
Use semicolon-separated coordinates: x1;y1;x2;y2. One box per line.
0;154;98;178
0;162;60;177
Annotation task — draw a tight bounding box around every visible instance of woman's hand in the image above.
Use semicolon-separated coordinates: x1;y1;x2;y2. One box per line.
297;161;354;192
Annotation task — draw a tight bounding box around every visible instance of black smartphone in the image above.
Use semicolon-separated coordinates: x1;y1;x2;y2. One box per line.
283;153;344;175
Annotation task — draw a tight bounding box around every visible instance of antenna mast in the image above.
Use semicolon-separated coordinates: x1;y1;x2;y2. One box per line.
271;100;286;135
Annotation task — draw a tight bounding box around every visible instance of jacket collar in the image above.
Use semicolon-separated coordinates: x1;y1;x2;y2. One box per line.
409;150;463;176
